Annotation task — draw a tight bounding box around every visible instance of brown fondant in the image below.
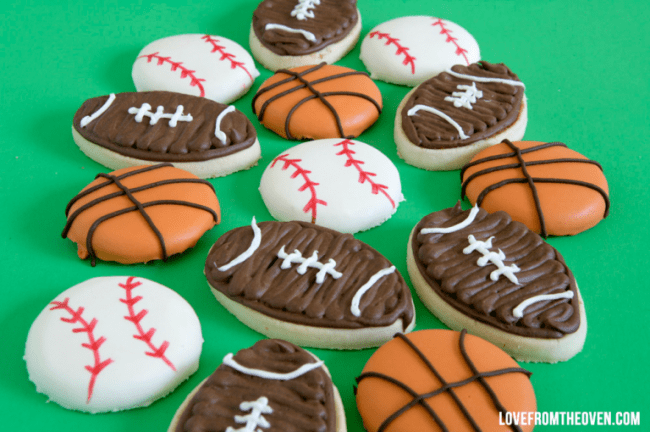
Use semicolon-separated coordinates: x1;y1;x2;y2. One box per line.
461;140;610;236
252;63;382;140
63;164;220;265
356;330;536;432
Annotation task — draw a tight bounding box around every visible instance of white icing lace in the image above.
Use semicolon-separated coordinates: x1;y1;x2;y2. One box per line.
277;246;342;283
225;397;273;432
444;82;483;109
463;235;520;284
291;0;320;20
127;103;193;127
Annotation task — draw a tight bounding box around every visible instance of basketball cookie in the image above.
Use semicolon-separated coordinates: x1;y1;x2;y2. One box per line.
360;16;480;86
72;91;260;178
355;329;536;432
252;63;382;140
204;218;415;350
395;61;527;171
461;140;610;236
408;203;587;362
132;34;259;104
259;138;403;233
250;0;362;71
62;163;220;266
169;339;346;432
25;276;203;413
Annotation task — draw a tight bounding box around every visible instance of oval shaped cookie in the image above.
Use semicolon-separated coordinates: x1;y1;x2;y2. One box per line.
72;91;260;178
461;140;610;236
204;218;415;349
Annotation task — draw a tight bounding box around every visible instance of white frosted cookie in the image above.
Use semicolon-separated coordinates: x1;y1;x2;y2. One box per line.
259;138;404;233
360;16;480;86
24;276;203;412
132;34;259;104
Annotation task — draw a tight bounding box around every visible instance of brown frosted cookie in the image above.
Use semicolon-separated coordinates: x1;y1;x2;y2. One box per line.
408;203;587;362
252;63;382;140
395;62;527;171
62;163;220;266
461;140;610;236
204;218;415;349
250;0;361;71
355;329;536;432
72;91;260;178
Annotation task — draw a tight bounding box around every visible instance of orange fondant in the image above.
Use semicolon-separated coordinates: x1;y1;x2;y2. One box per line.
462;141;609;236
356;330;536;432
253;64;382;140
65;165;220;264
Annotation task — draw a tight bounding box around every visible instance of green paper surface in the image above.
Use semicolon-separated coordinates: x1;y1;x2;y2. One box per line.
1;0;648;430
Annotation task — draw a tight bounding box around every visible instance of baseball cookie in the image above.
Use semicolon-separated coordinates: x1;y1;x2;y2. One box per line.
252;63;382;140
169;339;345;432
132;34;259;104
360;16;480;86
355;329;536;432
461;140;610;236
72;91;260;178
259;138;403;233
25;276;203;413
62;163;220;266
204;218;415;350
408;203;587;362
250;0;362;71
395;61;527;171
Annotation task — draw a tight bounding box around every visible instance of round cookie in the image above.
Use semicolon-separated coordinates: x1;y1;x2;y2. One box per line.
25;276;203;413
204;218;415;350
250;0;362;71
408;203;587;363
62;163;220;266
252;63;382;140
72;91;261;178
395;61;527;171
360;16;480;86
355;329;536;432
259;138;403;233
132;34;259;104
461;140;610;236
169;339;346;432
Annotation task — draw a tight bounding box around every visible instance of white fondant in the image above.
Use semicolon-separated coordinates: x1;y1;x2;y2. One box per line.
350;266;396;317
277;246;342;283
464;235;520;284
444;82;483;109
222;353;324;380
215;105;237;144
408;104;469;139
291;0;320;20
128;104;193;126
225;397;273;432
24;277;203;413
264;23;317;42
80;93;116;127
512;291;575;319
218;217;262;271
420;205;479;235
445;69;526;89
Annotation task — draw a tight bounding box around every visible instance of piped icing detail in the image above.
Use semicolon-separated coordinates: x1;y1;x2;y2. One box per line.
512;291;574;319
445;69;526;88
225;397;273;432
291;0;320;20
80;93;116;127
431;19;470;65
217;217;262;271
215;105;237;144
222;352;324;380
136;52;207;97
464;235;520;284
407;104;469;140
128;103;193;127
264;23;317;42
367;31;416;75
444;83;483;109
420;204;479;234
277;246;342;283
351;266;396;317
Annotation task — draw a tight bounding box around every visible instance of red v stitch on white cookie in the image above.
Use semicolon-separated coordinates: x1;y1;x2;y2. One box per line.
201;35;255;82
431;18;470;65
367;31;416;74
135;52;207;97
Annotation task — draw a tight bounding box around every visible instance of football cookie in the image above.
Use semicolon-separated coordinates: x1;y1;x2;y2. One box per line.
408;203;587;362
252;63;382;140
395;61;527;171
250;0;362;71
259;138;403;233
62;163;220;266
355;329;536;432
132;34;259;104
360;16;480;86
204;218;415;350
461;140;610;236
72;91;260;178
25;276;203;413
169;339;346;432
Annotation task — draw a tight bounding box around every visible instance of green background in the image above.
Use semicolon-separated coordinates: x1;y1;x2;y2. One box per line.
1;0;648;430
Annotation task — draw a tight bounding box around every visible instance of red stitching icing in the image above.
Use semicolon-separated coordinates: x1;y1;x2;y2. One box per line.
431;19;470;65
119;277;176;371
334;140;396;208
368;31;416;74
49;298;113;403
201;35;254;82
271;154;327;223
136;52;206;97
